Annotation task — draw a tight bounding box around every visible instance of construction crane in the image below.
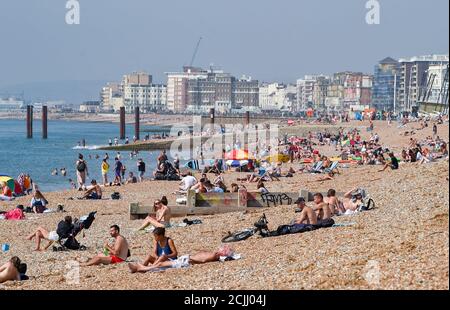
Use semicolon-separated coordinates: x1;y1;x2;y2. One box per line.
190;37;202;67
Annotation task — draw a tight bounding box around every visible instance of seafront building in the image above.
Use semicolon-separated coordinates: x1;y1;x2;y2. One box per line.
372;57;399;112
397;55;449;111
167;66;259;114
100;72;167;113
259;83;297;112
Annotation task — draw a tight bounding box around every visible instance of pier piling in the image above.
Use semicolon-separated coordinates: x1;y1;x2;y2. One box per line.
26;105;33;138
245;111;250;127
120;107;126;140
42;106;48;139
134;107;140;140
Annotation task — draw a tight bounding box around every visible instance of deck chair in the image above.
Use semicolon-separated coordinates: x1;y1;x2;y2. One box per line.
323;161;340;174
309;161;323;173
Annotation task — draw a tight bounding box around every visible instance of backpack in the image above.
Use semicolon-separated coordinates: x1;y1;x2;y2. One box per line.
111;192;121;200
63;236;80;250
77;161;86;172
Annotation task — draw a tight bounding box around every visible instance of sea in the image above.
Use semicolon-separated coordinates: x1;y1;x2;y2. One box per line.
0;119;173;192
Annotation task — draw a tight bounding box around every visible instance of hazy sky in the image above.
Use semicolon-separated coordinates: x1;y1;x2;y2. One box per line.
0;0;448;87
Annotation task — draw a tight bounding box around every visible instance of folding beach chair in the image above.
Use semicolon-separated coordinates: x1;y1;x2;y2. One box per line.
323;161;340;174
310;161;323;173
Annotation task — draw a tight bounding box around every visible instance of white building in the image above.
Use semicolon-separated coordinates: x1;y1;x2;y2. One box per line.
427;64;449;104
100;83;121;110
259;83;297;112
296;75;317;110
0;97;24;112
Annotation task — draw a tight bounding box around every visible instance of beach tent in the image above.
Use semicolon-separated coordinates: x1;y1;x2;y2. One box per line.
0;175;15;192
264;154;290;163
225;150;249;160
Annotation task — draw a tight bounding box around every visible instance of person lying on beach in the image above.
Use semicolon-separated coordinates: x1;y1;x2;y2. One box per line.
26;216;73;251
30;190;48;213
0;181;13;201
0;257;21;283
378;153;399;172
82;225;129;266
128;227;177;273
138;200;172;231
312;171;335;182
128;245;235;273
80;180;102;200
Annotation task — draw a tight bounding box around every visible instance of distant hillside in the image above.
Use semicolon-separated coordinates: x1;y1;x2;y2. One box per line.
0;80;109;105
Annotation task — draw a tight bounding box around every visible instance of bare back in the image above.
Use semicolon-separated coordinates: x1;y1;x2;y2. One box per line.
114;235;129;260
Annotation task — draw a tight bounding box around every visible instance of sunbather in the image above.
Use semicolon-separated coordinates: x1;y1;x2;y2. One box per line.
80;179;102;200
82;225;129;266
128;227;178;273
128;245;234;273
137;200;172;230
0;257;21;283
295;193;332;225
26;217;71;251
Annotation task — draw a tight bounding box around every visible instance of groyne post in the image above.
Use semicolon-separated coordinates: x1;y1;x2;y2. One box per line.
42;105;48;139
135;107;140;140
26;105;33;138
120;106;126;140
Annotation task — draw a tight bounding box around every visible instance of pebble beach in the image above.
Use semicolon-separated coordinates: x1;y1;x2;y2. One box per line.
0;120;448;290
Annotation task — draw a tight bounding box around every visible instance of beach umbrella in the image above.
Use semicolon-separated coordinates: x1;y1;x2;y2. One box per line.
0;175;15;192
226;160;249;168
225;149;249;160
264;154;290;163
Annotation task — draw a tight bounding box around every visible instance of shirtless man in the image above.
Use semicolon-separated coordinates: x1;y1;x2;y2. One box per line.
82;225;129;266
81;179;102;200
138;200;172;230
295;193;331;225
0;257;21;283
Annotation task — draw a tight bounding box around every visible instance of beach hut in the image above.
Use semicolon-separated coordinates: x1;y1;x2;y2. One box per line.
0;175;15;192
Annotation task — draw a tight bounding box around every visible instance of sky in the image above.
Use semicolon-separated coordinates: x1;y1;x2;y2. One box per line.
0;0;448;89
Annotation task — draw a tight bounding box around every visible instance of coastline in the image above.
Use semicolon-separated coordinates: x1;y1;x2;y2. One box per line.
0;119;448;290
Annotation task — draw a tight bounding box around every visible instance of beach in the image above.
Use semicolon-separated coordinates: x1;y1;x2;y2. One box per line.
0;119;448;290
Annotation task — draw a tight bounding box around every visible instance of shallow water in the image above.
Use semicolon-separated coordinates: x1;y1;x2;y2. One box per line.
0;119;169;191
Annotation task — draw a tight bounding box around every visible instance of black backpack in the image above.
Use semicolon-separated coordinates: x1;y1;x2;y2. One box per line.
77;161;86;172
111;192;121;200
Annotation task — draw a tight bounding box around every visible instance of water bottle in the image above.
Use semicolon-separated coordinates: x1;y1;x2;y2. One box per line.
2;243;10;252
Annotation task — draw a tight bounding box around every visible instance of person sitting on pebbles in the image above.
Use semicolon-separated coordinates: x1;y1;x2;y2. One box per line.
80;179;102;200
0;256;25;283
295;193;332;226
128;245;236;273
82;225;129;266
128;227;177;273
137;199;172;230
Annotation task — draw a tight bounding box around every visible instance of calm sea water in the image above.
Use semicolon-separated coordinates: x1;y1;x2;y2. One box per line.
0;119;169;192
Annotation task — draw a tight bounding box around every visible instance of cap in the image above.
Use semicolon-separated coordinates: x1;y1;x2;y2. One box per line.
295;197;306;204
